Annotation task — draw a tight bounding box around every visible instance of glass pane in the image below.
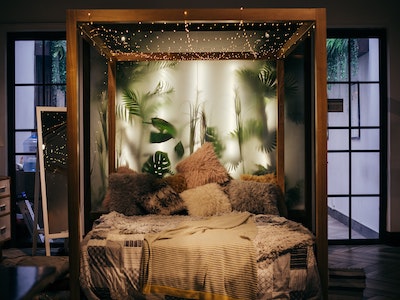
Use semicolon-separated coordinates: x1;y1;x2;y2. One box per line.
15;154;37;172
351;152;380;194
351;38;380;82
351;129;380;150
328;152;349;195
44;40;67;84
328;83;349;127
15;86;40;129
15;131;37;153
327;38;349;82
328;129;349;151
328;196;349;240
351;196;379;239
15;40;40;84
284;49;306;210
360;83;380;126
45;85;66;107
90;47;109;212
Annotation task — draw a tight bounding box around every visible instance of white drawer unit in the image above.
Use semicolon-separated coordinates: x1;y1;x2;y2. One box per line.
0;176;11;243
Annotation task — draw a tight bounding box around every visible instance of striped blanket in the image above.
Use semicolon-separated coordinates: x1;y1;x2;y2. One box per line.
140;212;257;300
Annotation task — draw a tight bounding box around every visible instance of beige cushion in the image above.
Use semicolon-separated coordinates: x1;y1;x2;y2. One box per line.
180;183;232;217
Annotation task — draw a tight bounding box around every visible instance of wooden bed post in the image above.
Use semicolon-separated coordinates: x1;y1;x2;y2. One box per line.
314;8;328;299
276;59;285;194
108;59;116;173
66;9;82;300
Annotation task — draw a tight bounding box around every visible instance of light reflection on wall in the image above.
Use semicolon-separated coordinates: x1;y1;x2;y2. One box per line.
116;59;276;178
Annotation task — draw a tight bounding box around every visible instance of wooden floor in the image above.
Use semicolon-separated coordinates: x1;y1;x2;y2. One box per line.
328;244;400;299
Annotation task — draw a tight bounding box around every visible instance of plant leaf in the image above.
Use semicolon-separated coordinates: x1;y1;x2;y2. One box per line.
150;131;174;143
141;151;171;178
151;117;177;136
174;141;184;158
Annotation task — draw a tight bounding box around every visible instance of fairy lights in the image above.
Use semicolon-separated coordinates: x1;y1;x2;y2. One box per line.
41;112;67;172
79;20;313;61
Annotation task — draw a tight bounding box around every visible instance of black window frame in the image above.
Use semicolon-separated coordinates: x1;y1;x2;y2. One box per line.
327;28;387;244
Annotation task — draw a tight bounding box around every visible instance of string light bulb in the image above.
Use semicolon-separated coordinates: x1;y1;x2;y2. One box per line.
79;19;314;60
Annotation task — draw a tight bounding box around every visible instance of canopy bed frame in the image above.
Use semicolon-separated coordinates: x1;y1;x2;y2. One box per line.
66;8;327;299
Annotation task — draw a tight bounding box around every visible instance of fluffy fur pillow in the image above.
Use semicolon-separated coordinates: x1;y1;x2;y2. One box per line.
240;173;277;184
176;142;230;189
225;179;281;215
102;166;136;211
106;171;187;216
161;174;187;193
180;183;232;217
239;174;287;217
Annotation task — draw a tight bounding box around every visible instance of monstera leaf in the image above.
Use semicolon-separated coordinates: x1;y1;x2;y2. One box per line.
141;151;171;178
149;117;177;143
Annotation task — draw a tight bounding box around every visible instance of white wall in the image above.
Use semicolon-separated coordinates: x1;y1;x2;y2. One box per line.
0;0;399;232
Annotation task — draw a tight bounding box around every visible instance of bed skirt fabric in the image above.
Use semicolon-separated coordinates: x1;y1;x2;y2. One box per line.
80;212;321;299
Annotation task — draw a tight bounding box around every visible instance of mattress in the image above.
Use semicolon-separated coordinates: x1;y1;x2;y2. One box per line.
80;211;321;299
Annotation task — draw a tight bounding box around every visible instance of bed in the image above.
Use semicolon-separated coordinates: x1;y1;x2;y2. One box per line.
66;8;328;299
81;213;321;300
79;143;321;299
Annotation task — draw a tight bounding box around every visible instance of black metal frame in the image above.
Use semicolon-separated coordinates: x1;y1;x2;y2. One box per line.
327;28;387;244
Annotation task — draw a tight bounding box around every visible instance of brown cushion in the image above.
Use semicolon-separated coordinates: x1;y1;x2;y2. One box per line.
225;179;281;216
240;174;287;217
176;142;230;189
106;172;186;216
240;173;277;184
102;166;137;211
161;173;187;193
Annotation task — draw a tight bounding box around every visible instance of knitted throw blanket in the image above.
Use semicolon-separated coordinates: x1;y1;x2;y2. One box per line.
140;212;258;300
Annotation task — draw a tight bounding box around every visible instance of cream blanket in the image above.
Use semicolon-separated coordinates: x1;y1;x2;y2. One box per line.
140;212;258;300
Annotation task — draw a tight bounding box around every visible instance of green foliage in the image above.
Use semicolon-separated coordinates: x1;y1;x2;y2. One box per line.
118;81;173;123
148;117;177;143
327;38;359;82
141;151;172;178
252;164;276;176
115;74;175;173
50;40;66;85
205;127;225;159
117;61;177;88
174;141;185;158
143;117;184;176
258;63;277;98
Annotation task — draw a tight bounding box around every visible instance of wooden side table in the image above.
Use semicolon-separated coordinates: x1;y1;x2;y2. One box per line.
0;265;57;300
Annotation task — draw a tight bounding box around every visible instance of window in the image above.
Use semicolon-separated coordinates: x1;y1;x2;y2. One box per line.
7;32;66;246
327;29;387;242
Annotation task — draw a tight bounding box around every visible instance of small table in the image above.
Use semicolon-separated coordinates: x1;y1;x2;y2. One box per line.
0;265;56;300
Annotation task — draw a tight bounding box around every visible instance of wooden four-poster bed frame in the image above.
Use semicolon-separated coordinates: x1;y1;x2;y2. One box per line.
66;8;327;299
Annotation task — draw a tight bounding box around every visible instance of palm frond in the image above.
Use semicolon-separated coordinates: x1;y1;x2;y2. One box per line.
121;89;141;117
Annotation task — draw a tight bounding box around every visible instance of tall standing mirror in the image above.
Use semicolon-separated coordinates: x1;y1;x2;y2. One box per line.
36;106;68;255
